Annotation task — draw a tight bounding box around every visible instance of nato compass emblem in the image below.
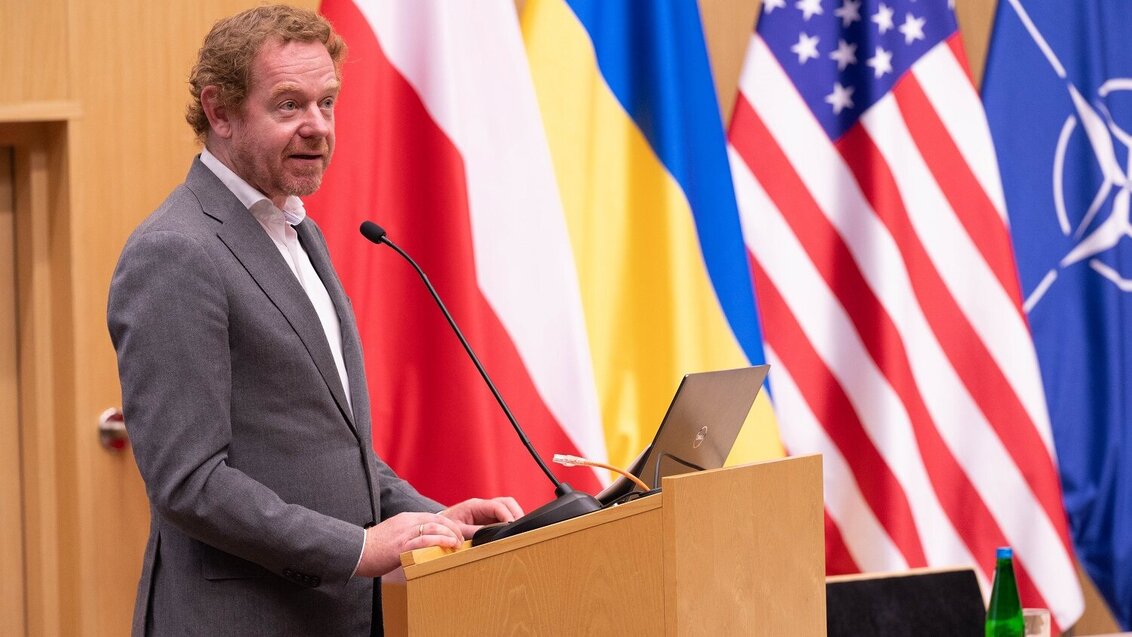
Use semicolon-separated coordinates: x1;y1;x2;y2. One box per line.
1011;2;1132;311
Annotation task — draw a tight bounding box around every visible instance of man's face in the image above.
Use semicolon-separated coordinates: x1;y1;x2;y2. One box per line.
228;39;339;206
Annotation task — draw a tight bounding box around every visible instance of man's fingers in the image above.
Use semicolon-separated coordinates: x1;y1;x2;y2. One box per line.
435;513;466;543
495;497;524;521
409;531;458;550
418;514;464;544
473;497;522;523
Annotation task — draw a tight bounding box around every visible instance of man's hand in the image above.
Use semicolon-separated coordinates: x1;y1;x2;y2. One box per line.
441;497;525;537
353;498;523;578
354;511;465;578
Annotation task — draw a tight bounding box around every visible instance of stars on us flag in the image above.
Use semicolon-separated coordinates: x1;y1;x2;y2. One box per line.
872;3;896;33
792;32;821;63
760;0;957;137
796;0;824;20
834;0;861;27
829;39;857;70
898;13;926;44
825;82;855;114
764;0;787;14
865;45;894;77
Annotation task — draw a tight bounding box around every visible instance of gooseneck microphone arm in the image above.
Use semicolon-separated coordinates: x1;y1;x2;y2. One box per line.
359;221;601;545
358;220;561;488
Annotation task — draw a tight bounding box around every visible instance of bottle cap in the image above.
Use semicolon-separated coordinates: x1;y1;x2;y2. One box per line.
996;546;1013;559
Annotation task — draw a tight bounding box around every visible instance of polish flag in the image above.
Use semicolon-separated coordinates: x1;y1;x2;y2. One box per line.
308;0;606;509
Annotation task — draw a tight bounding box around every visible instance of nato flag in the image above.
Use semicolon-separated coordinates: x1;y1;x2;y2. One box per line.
983;0;1132;629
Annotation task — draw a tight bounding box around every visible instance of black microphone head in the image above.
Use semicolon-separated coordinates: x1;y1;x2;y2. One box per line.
359;220;387;245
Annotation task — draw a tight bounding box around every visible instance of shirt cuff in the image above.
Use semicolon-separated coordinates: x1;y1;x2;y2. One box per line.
351;527;367;578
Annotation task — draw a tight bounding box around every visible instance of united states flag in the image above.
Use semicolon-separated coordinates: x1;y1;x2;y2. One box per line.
727;0;1084;631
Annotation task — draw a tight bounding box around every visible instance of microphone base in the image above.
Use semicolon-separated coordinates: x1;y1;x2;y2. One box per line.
471;483;602;546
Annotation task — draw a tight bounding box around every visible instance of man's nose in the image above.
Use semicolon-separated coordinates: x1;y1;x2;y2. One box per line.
299;104;332;137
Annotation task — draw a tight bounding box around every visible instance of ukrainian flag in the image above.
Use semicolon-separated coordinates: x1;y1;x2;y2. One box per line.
522;0;783;469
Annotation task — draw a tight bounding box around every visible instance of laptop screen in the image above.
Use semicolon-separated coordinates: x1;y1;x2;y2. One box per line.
597;365;770;505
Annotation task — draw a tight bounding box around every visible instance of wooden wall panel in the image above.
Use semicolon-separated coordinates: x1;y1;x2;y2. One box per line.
0;0;71;104
0;147;25;636
699;0;763;123
955;0;1000;87
6;125;68;637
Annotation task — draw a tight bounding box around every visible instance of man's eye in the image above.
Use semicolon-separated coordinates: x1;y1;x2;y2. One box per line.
279;101;297;111
320;97;335;110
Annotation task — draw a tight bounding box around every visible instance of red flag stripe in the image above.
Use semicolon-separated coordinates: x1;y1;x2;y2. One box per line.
931;36;1010;228
892;74;1025;318
824;509;861;576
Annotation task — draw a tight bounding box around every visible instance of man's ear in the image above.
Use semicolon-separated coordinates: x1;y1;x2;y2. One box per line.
200;86;234;139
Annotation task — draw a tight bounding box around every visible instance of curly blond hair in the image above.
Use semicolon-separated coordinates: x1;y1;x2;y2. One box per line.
186;5;347;142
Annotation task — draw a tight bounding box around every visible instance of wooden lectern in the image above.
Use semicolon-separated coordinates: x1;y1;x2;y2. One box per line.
385;454;824;636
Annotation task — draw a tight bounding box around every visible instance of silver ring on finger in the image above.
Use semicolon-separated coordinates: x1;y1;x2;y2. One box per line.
418;523;425;537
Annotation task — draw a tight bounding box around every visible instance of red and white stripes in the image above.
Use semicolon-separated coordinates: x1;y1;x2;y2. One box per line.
729;33;1083;630
357;0;606;470
310;0;605;510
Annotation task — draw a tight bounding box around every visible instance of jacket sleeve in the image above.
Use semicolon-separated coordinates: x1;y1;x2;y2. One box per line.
373;458;444;521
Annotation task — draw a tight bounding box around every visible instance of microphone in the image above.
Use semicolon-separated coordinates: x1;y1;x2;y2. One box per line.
359;221;601;545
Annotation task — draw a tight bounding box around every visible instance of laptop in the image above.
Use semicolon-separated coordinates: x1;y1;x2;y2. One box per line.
596;365;770;506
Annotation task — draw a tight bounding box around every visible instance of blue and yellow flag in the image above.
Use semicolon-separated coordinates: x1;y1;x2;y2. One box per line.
521;0;782;468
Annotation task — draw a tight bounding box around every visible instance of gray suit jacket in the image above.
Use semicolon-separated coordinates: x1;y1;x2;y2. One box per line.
108;158;440;636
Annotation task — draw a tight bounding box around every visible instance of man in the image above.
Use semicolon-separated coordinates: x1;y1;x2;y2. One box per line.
107;6;521;635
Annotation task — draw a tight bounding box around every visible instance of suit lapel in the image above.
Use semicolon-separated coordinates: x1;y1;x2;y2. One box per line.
294;220;371;442
295;219;382;522
185;160;358;433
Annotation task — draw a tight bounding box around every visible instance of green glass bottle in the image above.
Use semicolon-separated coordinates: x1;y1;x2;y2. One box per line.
986;546;1024;637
